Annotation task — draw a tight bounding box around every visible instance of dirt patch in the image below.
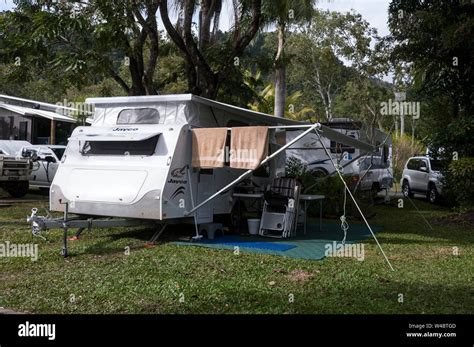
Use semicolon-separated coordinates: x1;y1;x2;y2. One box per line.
433;210;474;227
286;269;317;283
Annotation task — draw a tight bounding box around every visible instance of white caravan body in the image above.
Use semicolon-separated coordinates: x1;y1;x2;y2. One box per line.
49;94;298;223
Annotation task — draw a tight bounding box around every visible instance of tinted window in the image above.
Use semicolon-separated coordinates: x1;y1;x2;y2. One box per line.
81;135;159;156
117;108;161;124
360;156;385;170
359;158;371;170
419;160;428;171
407;159;419;170
52;148;66;160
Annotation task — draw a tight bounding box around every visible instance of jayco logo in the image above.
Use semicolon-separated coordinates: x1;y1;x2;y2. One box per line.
18;321;56;341
112;127;139;132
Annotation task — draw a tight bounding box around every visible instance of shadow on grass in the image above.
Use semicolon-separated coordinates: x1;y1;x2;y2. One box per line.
71;224;197;257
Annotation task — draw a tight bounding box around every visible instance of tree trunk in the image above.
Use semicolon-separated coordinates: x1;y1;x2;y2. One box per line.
400;114;405;136
274;22;286;118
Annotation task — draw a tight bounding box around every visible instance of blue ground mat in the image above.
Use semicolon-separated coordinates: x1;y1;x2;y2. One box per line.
188;236;297;251
173;221;384;260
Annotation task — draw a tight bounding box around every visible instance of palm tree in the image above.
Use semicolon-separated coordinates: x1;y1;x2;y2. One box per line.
248;82;315;120
264;0;316;117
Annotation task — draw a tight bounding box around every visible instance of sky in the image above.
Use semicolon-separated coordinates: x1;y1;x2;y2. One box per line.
0;0;391;36
317;0;391;37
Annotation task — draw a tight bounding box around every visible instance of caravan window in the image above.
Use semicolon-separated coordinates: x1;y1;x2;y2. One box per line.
330;140;355;154
117;108;162;124
81;135;159;156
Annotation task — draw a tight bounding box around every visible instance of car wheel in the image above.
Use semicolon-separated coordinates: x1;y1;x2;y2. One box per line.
402;181;413;198
5;181;29;198
428;185;438;204
370;183;380;201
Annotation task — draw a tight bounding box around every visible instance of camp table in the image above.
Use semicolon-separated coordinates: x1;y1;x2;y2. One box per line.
299;194;325;234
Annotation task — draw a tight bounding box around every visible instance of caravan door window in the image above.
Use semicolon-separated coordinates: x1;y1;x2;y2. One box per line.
117;108;162;124
81;135;159;156
330;140;355;154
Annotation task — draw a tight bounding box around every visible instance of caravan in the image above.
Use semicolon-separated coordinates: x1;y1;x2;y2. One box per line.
286;118;393;192
28;94;380;255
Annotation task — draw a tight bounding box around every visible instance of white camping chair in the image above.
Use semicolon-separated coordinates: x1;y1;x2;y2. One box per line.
259;177;301;238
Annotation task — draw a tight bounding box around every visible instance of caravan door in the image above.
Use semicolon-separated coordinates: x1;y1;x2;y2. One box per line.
196;170;214;223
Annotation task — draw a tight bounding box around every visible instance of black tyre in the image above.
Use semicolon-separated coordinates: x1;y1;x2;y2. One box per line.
5;181;29;198
371;183;380;201
427;184;439;204
402;180;414;198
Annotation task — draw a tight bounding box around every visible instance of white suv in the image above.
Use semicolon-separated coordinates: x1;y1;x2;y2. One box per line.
401;156;445;203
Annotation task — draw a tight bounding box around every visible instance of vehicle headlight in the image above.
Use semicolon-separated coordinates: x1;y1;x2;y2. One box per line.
4;170;9;175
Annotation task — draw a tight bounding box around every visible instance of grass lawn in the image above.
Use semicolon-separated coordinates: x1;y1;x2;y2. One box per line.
0;191;472;314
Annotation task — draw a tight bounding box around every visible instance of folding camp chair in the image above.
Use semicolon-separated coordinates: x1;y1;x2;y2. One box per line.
259;177;301;238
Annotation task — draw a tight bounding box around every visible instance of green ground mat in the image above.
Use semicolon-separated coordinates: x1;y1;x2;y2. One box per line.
173;221;383;260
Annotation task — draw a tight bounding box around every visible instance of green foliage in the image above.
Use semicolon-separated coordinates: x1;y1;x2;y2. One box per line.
285;10;384;122
443;157;474;210
247;81;314;119
387;1;474;157
305;175;346;217
284;156;371;218
285;156;308;179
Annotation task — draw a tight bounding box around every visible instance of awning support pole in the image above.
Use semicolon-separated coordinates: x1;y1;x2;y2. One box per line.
50;119;56;145
184;123;321;217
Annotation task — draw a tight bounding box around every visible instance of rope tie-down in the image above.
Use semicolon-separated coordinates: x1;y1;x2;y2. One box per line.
314;131;395;271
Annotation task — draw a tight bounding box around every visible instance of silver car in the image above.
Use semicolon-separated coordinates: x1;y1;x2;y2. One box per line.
401;156;444;203
357;155;394;192
20;145;66;191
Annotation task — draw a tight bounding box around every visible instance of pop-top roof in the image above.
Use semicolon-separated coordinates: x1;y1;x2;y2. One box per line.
85;94;304;127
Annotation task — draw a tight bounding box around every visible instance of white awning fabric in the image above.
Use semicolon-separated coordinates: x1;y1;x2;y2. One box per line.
0;103;86;124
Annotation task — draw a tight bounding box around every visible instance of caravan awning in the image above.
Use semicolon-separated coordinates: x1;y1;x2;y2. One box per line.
317;124;375;152
0;103;88;124
70;131;161;142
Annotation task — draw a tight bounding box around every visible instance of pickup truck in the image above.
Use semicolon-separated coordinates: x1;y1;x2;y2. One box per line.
20;145;66;192
0;140;33;198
